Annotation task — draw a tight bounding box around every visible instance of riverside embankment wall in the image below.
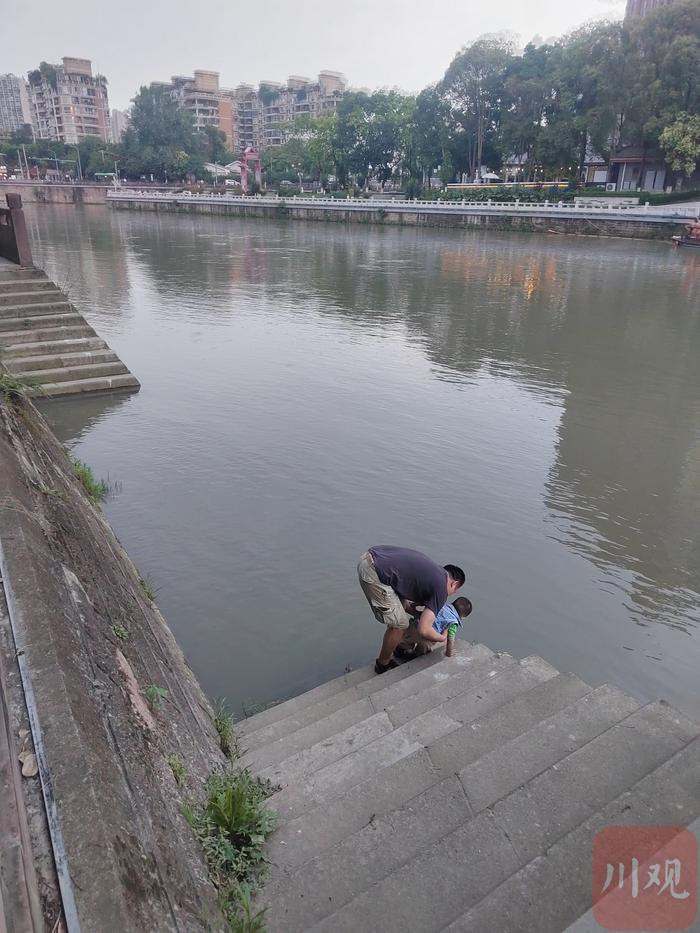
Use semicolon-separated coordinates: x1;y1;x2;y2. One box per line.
109;195;683;240
0;393;228;932
0;182;110;204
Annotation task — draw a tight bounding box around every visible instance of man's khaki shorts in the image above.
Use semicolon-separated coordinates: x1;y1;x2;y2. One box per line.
357;551;410;630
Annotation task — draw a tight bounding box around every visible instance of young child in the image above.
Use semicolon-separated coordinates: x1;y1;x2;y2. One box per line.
396;596;472;658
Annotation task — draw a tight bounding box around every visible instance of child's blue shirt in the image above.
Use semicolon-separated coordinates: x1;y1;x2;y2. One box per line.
433;603;461;634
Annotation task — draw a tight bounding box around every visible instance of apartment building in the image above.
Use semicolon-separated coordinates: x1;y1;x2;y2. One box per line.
0;74;32;136
257;72;347;147
110;108;130;142
625;0;675;17
156;69;347;153
27;58;111;144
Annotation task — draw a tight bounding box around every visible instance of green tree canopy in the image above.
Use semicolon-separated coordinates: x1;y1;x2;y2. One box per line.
660;112;700;176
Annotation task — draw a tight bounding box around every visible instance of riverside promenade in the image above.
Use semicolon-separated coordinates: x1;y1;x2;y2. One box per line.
107;189;699;239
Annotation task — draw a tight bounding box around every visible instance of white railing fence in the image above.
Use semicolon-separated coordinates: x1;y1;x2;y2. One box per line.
106;189;698;220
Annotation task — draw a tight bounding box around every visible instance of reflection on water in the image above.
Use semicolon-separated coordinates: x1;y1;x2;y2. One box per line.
25;204;700;718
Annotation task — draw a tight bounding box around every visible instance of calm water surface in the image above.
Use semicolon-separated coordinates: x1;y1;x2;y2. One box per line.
25;204;700;718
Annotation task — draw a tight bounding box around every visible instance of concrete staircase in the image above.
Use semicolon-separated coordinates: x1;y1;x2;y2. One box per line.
0;264;139;397
240;642;700;933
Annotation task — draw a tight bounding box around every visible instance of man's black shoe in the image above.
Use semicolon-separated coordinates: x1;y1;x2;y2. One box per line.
375;658;399;675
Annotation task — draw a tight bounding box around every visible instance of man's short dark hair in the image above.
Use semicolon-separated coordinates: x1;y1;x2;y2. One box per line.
444;564;466;587
453;596;472;618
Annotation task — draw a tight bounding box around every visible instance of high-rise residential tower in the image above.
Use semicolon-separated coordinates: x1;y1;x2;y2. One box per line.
27;58;111;144
0;74;32;136
625;0;675;18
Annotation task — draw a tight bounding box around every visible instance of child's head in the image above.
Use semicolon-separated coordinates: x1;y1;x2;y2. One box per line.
452;597;472;619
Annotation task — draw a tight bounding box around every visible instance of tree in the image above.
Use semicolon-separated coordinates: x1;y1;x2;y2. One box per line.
333;90;411;187
500;42;559;180
202;126;233;165
660;113;700;176
410;87;446;184
262;137;310;184
120;85;204;180
620;0;700;161
284;115;337;183
440;36;514;180
552;22;623;179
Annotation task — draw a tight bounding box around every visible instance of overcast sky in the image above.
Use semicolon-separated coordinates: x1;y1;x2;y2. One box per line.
4;0;625;111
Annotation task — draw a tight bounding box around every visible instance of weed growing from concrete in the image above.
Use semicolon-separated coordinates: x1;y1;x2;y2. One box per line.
71;457;109;504
231;885;266;933
39;483;63;499
167;753;186;787
0;372;39;401
182;769;276;931
143;684;169;711
111;624;129;641
215;699;240;760
139;574;157;602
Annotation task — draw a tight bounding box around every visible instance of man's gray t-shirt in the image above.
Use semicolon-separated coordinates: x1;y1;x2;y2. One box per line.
369;545;448;617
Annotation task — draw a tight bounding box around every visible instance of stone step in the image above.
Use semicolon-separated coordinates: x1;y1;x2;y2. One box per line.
303;701;699;932
27;373;140;397
241;643;491;754
266;655;557;823
0;324;96;345
0;268;46;281
256;650;512;785
0;289;65;307
241;644;498;772
236;663;391;738
259;684;638;932
0;300;72;320
237;641;483;740
0;278;56;293
0;336;107;359
265;672;593;872
3;349;119;372
0;312;83;334
20;361;128;385
456;683;639;813
444;738;700;933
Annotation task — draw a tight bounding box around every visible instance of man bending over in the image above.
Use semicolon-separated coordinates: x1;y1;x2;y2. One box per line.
357;545;466;674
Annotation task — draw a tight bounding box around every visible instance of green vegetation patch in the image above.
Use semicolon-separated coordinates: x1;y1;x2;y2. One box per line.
143;684;169;711
0;372;39;401
167;752;187;787
139;574;157;602
183;769;276;931
215;699;240;761
70;456;109;504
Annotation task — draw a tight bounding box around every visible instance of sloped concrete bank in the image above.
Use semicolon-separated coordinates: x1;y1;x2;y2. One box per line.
0;394;229;932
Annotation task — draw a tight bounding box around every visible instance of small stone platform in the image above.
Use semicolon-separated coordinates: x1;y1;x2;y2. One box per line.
0;259;139;398
241;642;700;932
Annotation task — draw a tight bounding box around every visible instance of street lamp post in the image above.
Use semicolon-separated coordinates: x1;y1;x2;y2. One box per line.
71;146;83;181
48;150;59;174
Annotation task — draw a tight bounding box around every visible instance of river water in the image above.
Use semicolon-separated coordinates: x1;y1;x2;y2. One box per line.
24;204;700;719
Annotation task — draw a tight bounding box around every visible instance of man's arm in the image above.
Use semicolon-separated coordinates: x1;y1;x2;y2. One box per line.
417;608;446;643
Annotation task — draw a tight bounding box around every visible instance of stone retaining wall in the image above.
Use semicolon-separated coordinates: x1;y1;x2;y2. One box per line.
0;183;109;205
110;197;679;240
